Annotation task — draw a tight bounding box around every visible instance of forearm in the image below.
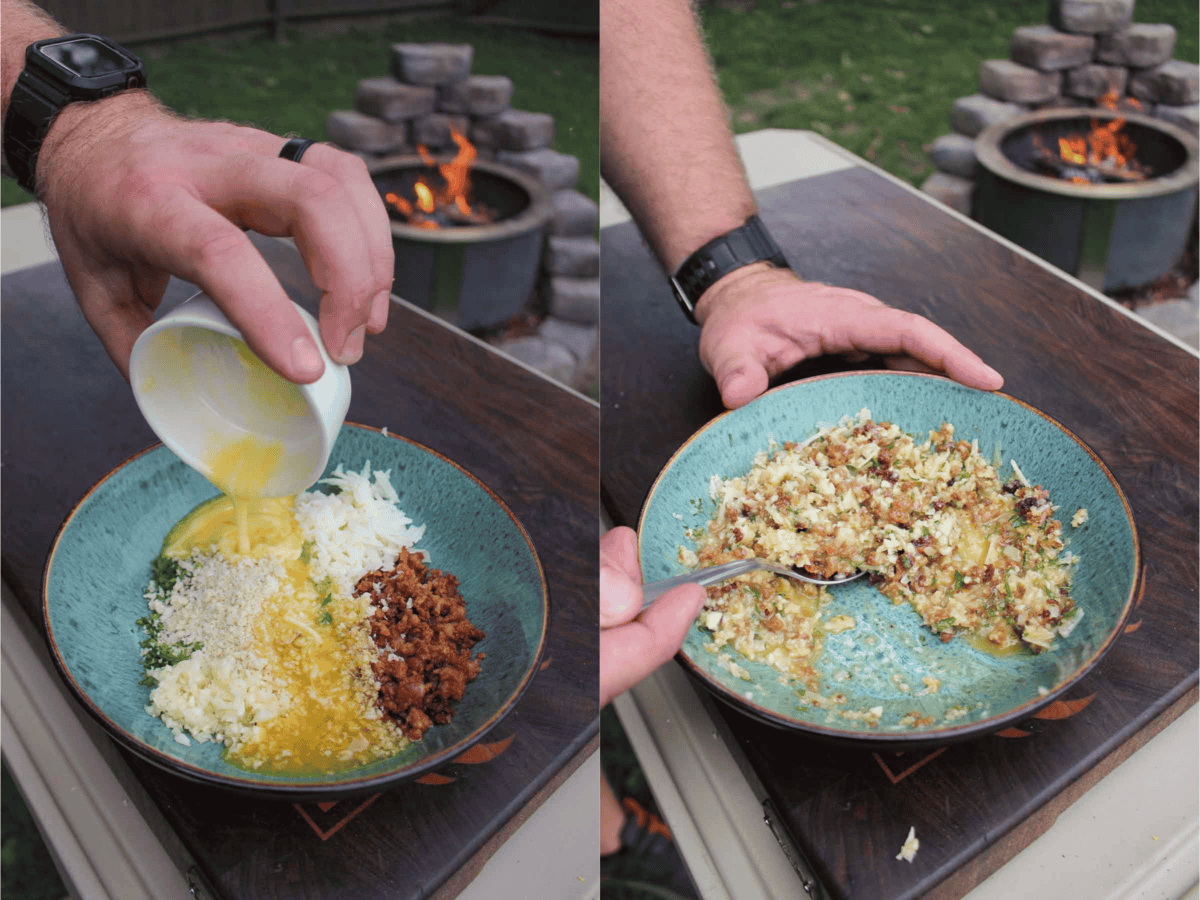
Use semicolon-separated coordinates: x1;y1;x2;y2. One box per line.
600;0;756;275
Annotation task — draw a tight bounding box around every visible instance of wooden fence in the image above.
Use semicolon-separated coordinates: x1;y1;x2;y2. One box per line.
35;0;459;45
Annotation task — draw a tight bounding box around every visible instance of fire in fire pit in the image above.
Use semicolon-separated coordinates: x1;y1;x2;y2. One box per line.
1030;93;1150;185
973;105;1198;292
383;130;498;229
369;148;549;330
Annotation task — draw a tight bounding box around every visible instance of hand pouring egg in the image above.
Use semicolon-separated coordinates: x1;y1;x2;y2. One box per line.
129;292;351;551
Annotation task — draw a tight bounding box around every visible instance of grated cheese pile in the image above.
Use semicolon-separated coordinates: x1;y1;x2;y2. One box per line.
295;463;426;599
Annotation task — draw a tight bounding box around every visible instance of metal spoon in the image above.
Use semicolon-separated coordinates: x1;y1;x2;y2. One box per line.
640;558;865;611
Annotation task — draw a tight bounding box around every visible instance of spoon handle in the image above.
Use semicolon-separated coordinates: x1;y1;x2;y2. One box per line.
640;558;763;611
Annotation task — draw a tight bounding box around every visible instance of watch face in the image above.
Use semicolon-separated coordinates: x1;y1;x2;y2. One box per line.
41;38;135;78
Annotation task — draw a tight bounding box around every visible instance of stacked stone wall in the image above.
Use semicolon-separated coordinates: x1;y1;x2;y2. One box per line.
325;43;599;393
921;0;1198;216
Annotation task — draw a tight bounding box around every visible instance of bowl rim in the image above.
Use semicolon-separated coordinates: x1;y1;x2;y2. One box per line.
42;422;550;797
637;371;1141;747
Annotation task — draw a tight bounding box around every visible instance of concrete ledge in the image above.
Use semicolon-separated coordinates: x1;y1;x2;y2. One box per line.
1;202;57;274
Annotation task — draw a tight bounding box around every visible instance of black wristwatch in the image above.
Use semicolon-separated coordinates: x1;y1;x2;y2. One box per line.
669;214;790;324
4;34;146;195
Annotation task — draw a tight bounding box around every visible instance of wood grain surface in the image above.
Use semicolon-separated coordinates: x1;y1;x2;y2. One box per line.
2;232;599;900
600;166;1198;900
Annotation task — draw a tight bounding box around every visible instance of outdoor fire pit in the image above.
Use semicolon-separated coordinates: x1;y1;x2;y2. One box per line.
973;106;1198;292
369;147;550;330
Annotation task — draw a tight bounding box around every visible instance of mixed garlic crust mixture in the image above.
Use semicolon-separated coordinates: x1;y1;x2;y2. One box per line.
686;410;1084;687
138;463;484;774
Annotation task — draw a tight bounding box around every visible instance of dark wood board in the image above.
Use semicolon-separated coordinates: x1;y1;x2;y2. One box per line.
599;166;1199;900
2;232;599;899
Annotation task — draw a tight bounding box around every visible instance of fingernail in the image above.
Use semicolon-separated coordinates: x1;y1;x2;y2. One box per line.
337;325;366;365
291;336;325;380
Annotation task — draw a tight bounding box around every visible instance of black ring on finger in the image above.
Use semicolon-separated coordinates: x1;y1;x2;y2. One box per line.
279;137;316;163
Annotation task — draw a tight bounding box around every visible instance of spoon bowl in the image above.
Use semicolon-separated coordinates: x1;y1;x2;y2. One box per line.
641;558;864;611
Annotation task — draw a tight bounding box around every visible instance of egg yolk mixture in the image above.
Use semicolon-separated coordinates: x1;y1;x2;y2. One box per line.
157;493;404;774
139;340;412;774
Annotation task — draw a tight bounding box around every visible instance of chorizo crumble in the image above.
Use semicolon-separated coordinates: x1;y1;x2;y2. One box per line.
357;547;486;740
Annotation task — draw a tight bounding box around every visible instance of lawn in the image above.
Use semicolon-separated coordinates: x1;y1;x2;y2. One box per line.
1;14;599;208
700;0;1199;186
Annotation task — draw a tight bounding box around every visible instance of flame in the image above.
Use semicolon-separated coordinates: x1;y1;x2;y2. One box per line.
384;191;411;216
382;128;494;229
1045;91;1145;182
1058;136;1087;166
414;180;435;213
439;129;476;202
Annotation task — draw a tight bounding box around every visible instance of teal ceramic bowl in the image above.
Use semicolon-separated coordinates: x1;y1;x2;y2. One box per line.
44;424;548;798
639;372;1139;748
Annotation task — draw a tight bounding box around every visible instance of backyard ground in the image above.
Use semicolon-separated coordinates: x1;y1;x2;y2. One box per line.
0;13;599;208
703;0;1197;186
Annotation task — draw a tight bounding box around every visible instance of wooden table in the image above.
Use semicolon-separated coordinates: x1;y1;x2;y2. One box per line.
1;232;599;899
600;133;1198;900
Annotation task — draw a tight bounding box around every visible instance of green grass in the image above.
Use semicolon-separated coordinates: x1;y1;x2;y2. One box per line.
1;14;599;208
700;0;1199;186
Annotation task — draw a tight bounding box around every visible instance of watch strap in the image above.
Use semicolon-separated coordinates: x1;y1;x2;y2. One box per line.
670;214;790;324
4;69;72;194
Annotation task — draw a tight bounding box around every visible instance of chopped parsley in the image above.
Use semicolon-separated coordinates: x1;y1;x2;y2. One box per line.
299;539;315;564
316;610;334;626
151;554;183;594
136;608;202;685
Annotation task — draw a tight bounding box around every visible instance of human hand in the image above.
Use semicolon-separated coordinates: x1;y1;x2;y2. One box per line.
600;526;707;707
694;263;1005;409
37;92;394;383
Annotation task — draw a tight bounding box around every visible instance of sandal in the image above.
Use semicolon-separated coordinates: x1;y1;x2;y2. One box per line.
600;797;699;899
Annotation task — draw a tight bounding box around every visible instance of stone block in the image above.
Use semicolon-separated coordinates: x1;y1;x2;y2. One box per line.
355;77;436;123
543;236;600;277
547;276;599;324
927;133;977;178
538;316;598;363
920;172;973;217
550;189;599;237
410;113;471;149
1049;0;1134;35
1096;24;1177;68
1033;95;1090;110
496;148;580;191
1065;64;1128;100
951;94;1027;137
472;110;556;152
1130;60;1200;106
325;110;410;154
391;43;472;86
1011;25;1094;71
980;59;1061;104
438;75;515;116
494;335;576;385
1155;103;1200;131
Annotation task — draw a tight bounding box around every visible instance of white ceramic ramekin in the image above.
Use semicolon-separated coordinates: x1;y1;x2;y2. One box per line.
129;291;351;498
